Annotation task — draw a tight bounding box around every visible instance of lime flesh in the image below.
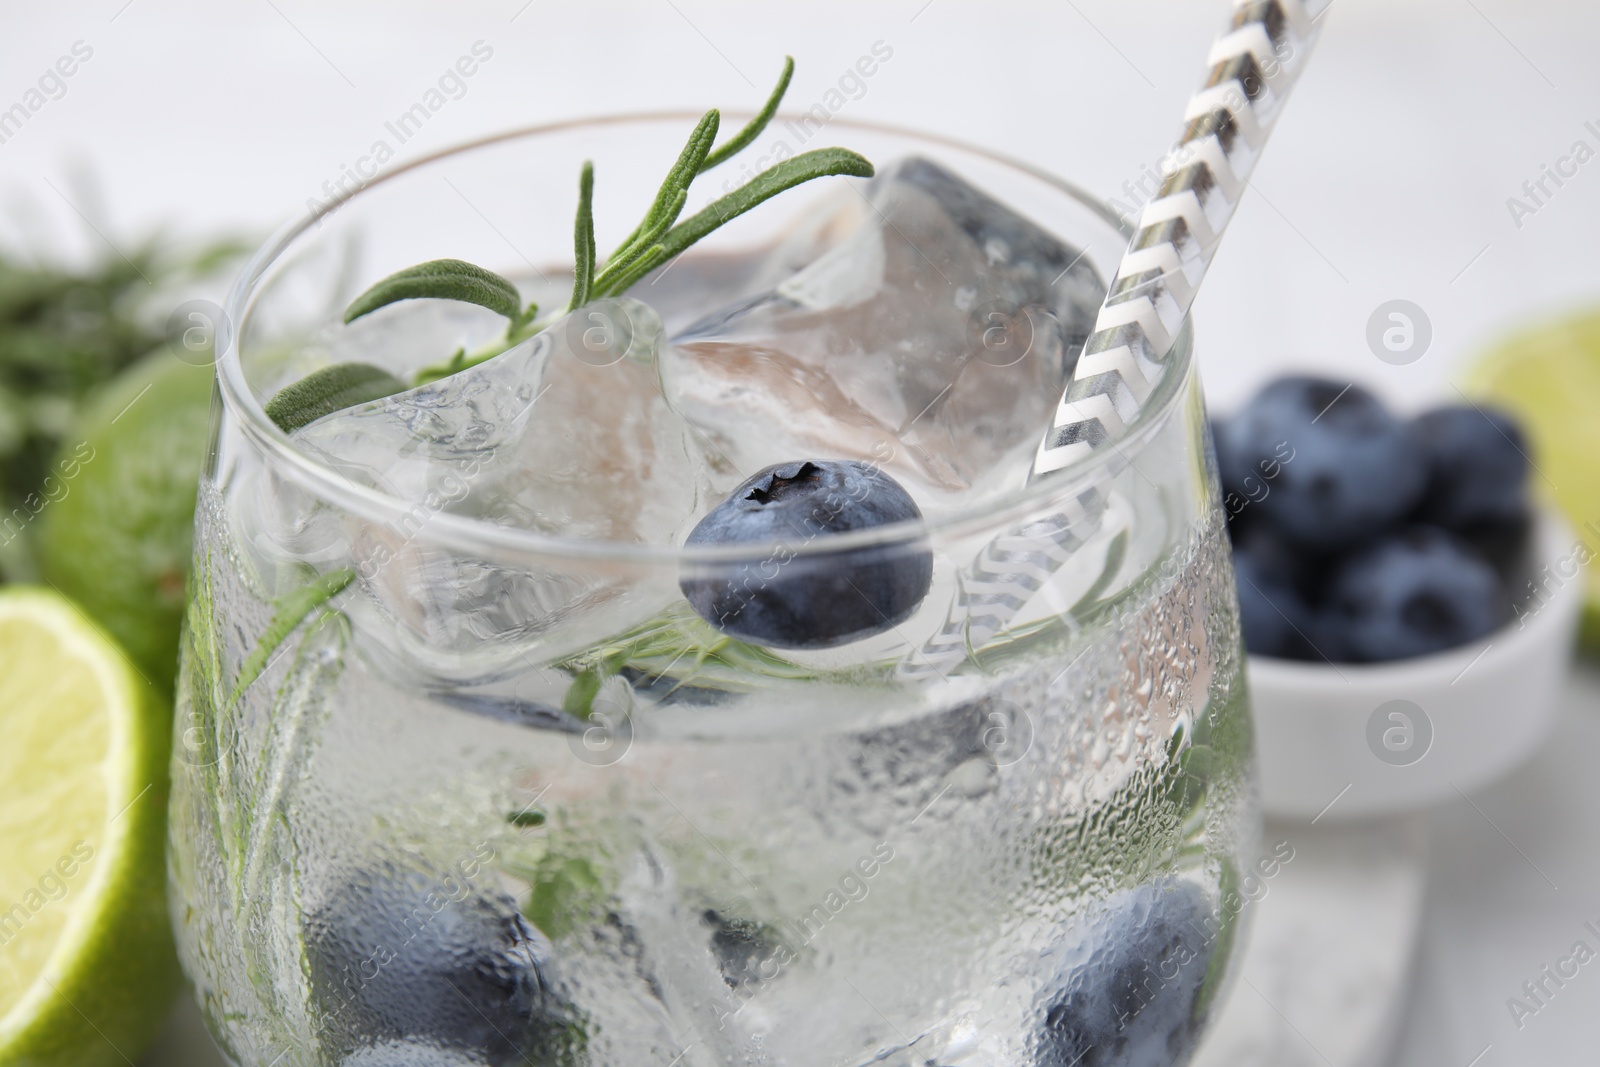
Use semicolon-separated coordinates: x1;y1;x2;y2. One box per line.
0;588;179;1066
1465;309;1600;650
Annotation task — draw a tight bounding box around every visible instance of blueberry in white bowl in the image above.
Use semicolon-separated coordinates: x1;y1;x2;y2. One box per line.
1411;403;1535;576
1218;376;1426;553
1412;404;1530;530
1231;549;1315;662
1327;526;1509;662
1215;375;1582;820
1213;378;1530;665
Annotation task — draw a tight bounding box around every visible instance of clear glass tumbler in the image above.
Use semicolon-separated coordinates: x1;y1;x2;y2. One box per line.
169;115;1256;1067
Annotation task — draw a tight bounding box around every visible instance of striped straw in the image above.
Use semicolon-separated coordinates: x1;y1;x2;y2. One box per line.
905;0;1331;679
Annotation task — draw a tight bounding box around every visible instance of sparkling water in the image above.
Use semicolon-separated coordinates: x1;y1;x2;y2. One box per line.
170;156;1253;1067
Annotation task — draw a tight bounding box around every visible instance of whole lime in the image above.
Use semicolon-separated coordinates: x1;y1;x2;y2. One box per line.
37;350;214;692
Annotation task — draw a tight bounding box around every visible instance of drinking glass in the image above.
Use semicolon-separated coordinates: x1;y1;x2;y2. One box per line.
169;115;1257;1067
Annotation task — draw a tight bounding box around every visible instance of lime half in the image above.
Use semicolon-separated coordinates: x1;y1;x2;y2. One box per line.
0;588;179;1066
1465;309;1600;650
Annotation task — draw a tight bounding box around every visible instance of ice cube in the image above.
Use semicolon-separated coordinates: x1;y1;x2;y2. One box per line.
294;297;718;544
635;185;863;335
661;157;1106;501
286;298;724;678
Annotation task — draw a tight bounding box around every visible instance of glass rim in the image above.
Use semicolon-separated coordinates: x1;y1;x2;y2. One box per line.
217;111;1194;566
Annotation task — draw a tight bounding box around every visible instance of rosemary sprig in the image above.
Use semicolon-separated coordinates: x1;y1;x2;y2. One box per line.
228;566;356;705
266;57;872;432
590;147;872;299
549;602;892;717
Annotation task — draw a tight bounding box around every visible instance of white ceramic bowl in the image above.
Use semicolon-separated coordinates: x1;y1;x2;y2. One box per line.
1251;507;1585;821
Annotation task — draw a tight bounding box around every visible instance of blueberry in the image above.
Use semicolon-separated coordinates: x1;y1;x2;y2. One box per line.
1328;526;1510;661
1412;405;1530;529
1227;521;1355;661
1226;376;1426;551
1454;511;1533;579
302;862;560;1066
1231;549;1314;660
681;460;933;649
1210;416;1263;515
1228;518;1315;593
1037;880;1215;1067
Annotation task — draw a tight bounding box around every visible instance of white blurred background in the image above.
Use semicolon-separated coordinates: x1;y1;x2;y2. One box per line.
4;2;1597;1064
4;0;1597;415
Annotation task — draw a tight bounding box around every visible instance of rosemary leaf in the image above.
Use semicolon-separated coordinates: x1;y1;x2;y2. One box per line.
343;258;524;325
607;110;719;264
263;363;407;432
623;148;875;286
569;161;597;311
229;567;356;704
700;56;794;173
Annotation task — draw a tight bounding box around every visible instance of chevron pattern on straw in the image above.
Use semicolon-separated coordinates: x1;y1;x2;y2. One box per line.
903;484;1111;679
901;0;1328;679
1032;0;1327;478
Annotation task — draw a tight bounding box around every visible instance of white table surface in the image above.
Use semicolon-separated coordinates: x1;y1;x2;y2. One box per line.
5;2;1597;1064
1392;665;1600;1067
